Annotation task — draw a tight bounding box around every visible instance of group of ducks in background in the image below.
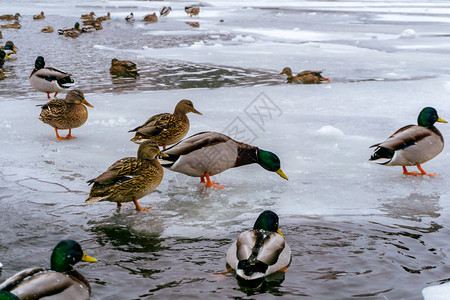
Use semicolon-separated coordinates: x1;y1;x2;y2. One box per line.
1;6;448;299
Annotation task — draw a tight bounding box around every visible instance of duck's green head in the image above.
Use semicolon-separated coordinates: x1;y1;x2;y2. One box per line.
50;240;97;272
0;291;20;300
35;56;45;69
257;149;288;180
5;41;17;53
253;210;284;237
418;107;447;127
74;22;81;30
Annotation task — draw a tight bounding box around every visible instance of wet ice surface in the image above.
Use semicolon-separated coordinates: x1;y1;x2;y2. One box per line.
2;1;450;299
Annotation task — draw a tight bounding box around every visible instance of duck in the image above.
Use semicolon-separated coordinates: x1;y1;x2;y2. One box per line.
226;210;291;280
0;22;21;29
278;67;331;84
143;13;158;23
159;131;288;189
29;56;75;99
38;89;93;140
129;99;202;149
370;107;447;176
82;20;102;31
110;58;139;76
41;26;54;33
81;12;96;20
58;22;83;35
125;12;134;22
0;240;97;300
0;50;11;69
33;11;45;20
186;21;199;28
185;6;200;17
0;13;21;21
98;12;111;21
1;41;17;60
86;140;168;211
160;7;172;17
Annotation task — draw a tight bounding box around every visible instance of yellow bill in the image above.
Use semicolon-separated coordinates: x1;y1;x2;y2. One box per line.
82;252;98;263
438;117;448;123
277;228;285;238
276;169;288;180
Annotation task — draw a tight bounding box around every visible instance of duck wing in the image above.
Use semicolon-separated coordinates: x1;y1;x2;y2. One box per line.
32;67;72;80
40;99;68;116
163;131;230;156
129;113;171;136
87;157;141;185
370;125;431;150
0;267;46;291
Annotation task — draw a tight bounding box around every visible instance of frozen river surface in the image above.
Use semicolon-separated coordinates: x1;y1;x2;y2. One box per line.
1;1;450;299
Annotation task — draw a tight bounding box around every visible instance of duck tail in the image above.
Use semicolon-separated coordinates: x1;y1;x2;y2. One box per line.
237;259;268;277
369;146;394;165
57;76;74;88
85;195;108;204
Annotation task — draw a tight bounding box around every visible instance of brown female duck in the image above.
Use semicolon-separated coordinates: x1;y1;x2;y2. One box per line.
38;89;93;140
278;67;331;84
86;141;168;211
129;99;202;149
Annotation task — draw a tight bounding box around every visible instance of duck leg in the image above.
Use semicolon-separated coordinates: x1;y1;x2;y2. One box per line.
64;129;77;139
133;198;151;211
54;92;58;98
402;166;422;176
200;177;206;183
54;128;67;140
46;92;51;99
204;173;224;189
416;164;438;177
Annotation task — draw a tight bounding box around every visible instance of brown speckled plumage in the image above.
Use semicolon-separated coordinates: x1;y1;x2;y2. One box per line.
0;21;21;29
110;58;138;76
278;67;331;84
39;90;93;139
86;141;166;210
129;99;202;147
0;13;20;21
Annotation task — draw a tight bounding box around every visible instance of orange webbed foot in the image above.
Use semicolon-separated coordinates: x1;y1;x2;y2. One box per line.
133;198;151;211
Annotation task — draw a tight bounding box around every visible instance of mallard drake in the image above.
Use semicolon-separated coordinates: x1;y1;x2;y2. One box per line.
129;99;202;148
160;131;288;189
86;141;168;211
185;6;200;17
33;11;45;20
2;41;17;60
160;7;172;17
41;26;54;33
98;12;111;21
81;12;95;20
58;22;83;35
109;58;139;76
0;50;11;69
278;67;331;84
0;22;21;29
125;12;134;22
226;210;291;280
143;13;158;23
30;56;75;99
38;89;93;140
0;13;21;21
370;107;447;176
0;240;97;300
